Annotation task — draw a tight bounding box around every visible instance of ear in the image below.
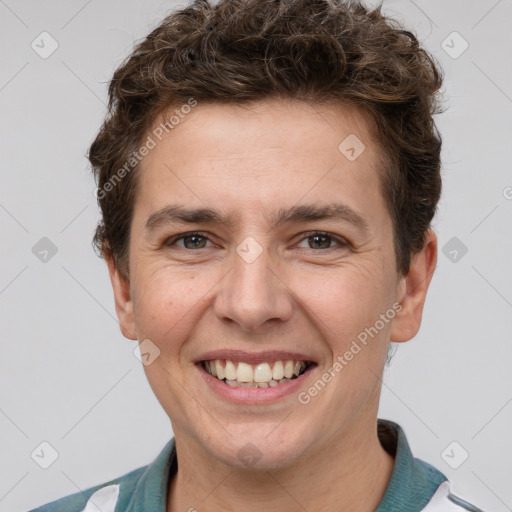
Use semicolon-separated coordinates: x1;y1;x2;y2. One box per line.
390;229;437;343
105;255;137;340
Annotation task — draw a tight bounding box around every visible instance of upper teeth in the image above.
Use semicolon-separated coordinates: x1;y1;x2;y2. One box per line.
203;359;308;383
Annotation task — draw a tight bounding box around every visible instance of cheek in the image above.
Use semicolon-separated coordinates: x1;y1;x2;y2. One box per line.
131;262;216;351
290;262;392;351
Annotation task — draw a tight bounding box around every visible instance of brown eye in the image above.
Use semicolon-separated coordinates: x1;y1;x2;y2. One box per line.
181;234;208;249
166;232;211;249
309;233;332;249
296;231;349;251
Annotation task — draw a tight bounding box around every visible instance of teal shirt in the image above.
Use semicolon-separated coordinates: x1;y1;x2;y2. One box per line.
28;419;483;512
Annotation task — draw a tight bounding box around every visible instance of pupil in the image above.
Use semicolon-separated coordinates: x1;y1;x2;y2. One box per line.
186;235;205;249
311;234;330;249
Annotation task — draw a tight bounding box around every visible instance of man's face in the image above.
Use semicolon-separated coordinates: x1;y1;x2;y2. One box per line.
109;99;422;469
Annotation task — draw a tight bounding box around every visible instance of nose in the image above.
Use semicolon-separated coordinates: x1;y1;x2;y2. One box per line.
214;244;293;333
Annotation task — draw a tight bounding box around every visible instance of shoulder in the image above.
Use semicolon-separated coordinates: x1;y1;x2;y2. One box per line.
27;438;176;512
376;419;486;511
422;480;487;511
27;465;146;512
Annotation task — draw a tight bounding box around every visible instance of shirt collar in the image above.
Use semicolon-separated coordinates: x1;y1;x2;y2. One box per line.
122;437;176;511
376;419;447;511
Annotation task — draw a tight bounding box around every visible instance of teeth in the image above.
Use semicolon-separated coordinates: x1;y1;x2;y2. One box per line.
225;380;280;388
236;362;253;382
254;363;272;382
284;360;294;379
224;360;237;381
202;359;309;387
222;379;292;388
272;361;284;380
215;360;225;380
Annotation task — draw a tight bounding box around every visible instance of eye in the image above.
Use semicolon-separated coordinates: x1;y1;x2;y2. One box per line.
164;230;350;252
166;231;213;250
296;231;349;250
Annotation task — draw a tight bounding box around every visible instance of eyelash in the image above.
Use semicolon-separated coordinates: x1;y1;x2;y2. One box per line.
165;231;350;252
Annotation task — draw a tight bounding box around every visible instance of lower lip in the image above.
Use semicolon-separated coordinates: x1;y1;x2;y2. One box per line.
197;363;316;404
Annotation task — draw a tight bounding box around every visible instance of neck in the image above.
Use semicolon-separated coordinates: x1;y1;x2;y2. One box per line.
167;421;395;512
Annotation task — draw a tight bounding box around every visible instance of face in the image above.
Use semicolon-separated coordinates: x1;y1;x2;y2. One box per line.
107;99;436;469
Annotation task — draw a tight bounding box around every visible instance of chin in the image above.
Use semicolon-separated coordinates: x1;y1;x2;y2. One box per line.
199;426;311;470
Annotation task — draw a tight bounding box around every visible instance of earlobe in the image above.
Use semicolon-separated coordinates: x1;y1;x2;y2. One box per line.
105;255;138;340
390;230;438;343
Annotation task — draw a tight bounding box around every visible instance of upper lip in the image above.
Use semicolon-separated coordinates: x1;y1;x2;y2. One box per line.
194;349;317;365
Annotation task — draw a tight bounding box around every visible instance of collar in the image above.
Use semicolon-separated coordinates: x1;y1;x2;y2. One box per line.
119;437;176;511
376;419;447;511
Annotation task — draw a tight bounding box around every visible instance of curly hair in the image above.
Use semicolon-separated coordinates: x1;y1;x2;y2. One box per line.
89;0;444;281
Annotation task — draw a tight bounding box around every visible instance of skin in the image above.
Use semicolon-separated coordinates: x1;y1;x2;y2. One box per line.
106;99;437;512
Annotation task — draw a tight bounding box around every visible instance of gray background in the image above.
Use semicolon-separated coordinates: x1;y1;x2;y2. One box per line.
1;1;511;511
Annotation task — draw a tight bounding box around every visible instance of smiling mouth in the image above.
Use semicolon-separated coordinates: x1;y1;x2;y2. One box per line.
201;359;315;388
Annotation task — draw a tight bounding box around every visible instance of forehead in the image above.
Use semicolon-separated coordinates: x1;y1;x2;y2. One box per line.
134;99;388;228
147;98;378;160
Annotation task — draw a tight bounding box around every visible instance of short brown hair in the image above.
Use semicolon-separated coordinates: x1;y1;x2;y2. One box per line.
89;0;444;281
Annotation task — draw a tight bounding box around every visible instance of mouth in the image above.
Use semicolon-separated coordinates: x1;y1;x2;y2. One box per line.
200;359;316;388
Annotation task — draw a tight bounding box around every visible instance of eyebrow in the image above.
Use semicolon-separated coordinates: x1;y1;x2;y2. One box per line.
144;202;370;234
